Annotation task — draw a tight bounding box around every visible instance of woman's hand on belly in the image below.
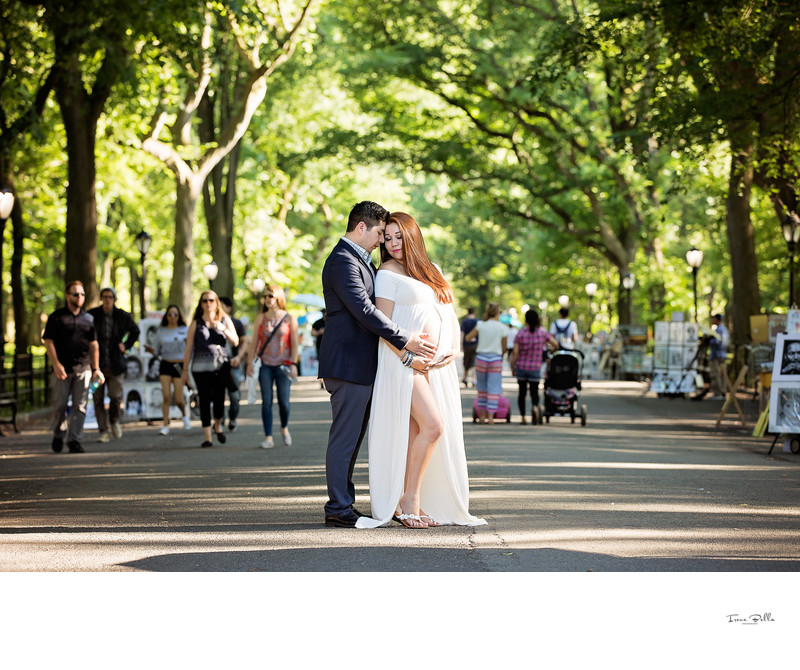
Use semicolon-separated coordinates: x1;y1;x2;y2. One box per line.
430;349;457;369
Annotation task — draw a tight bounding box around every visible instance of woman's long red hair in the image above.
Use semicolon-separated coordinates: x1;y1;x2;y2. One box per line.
380;212;453;304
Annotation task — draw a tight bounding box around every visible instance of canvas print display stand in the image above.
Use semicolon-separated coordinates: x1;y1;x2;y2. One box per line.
649;320;701;396
767;333;800;454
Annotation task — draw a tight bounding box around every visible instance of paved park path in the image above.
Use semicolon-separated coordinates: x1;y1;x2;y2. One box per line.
1;376;797;573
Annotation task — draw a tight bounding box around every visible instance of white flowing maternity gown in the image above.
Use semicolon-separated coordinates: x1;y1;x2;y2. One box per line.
356;269;487;528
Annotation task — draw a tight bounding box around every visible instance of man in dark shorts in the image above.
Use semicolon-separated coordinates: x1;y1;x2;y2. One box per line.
460;307;478;387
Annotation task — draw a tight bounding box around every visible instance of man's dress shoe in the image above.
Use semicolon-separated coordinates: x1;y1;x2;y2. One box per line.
324;509;361;528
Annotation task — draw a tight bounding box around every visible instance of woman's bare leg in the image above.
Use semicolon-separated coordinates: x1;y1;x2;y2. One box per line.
398;375;443;521
171;378;186;416
159;376;172;427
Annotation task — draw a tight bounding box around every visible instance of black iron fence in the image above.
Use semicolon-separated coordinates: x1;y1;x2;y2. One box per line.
0;351;51;411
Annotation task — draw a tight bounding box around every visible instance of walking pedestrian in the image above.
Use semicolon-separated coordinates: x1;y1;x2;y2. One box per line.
246;285;299;449
465;302;508;424
550;306;578;349
181;290;239;448
42;281;103;453
708;313;730;399
460;307;478;387
219;297;248;431
87;287;140;442
509;308;558;424
144;304;191;435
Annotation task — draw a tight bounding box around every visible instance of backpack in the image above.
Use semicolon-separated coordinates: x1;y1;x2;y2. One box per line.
553;320;575;348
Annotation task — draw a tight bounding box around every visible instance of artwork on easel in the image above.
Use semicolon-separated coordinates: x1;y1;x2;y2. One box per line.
669;321;684;345
786;310;800;335
769;381;800;434
772;333;800;381
654;322;669;345
667;346;683;370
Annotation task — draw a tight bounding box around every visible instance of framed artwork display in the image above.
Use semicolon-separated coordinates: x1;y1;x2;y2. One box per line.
769;381;800;434
669;321;684;345
772;333;800;381
654;322;669;345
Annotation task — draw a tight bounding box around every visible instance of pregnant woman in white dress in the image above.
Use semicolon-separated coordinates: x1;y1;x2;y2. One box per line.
356;212;486;529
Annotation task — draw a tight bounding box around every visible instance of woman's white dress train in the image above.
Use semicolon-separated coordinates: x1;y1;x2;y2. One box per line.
356;271;486;528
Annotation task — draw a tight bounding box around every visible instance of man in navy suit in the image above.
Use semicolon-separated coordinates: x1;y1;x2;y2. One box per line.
319;201;436;527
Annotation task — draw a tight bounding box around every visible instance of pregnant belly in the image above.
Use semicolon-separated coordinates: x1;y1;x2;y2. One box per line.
420;308;452;362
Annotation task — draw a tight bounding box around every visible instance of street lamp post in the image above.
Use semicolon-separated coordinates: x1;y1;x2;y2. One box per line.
585;282;597;331
538;299;548;324
252;277;266;296
203;261;219;290
134;230;152;320
557;294;569;309
622;272;636;324
782;214;800;308
685;246;704;323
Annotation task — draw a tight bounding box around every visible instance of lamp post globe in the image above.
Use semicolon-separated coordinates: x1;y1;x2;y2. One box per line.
622;273;635;324
0;191;14;221
557;294;569;308
685;246;703;323
782;214;800;308
203;261;219;290
252;277;266;296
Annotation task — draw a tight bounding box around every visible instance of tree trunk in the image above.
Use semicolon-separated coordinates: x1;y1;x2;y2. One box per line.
10;199;27;352
54;53;102;306
725;122;761;345
202;140;241;302
170;177;203;316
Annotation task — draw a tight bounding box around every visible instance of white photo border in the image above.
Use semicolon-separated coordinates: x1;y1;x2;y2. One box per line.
768;379;800;434
771;332;800;381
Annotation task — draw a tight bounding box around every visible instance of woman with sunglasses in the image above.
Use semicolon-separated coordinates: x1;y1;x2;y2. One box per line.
145;304;191;435
246;285;299;449
182;291;239;448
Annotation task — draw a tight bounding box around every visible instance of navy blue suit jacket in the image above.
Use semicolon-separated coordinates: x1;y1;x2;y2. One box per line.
318;239;410;385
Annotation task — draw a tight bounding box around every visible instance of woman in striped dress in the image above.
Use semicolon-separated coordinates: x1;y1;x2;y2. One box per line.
465;303;508;424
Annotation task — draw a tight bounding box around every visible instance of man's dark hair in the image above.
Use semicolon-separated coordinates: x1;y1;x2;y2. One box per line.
559;307;569;318
219;296;232;308
347;201;390;232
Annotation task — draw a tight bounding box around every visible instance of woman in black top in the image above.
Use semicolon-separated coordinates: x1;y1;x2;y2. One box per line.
182;290;239;447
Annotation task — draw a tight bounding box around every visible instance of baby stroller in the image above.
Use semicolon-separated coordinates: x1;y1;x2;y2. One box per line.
541;349;587;426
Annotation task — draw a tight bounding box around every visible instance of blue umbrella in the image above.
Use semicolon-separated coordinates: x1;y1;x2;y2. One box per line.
289;293;325;309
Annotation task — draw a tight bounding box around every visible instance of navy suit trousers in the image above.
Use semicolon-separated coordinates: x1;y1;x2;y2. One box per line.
324;378;373;515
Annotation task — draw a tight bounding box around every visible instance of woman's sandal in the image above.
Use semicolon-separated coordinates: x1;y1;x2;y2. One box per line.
392;511;428;529
419;511;441;527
